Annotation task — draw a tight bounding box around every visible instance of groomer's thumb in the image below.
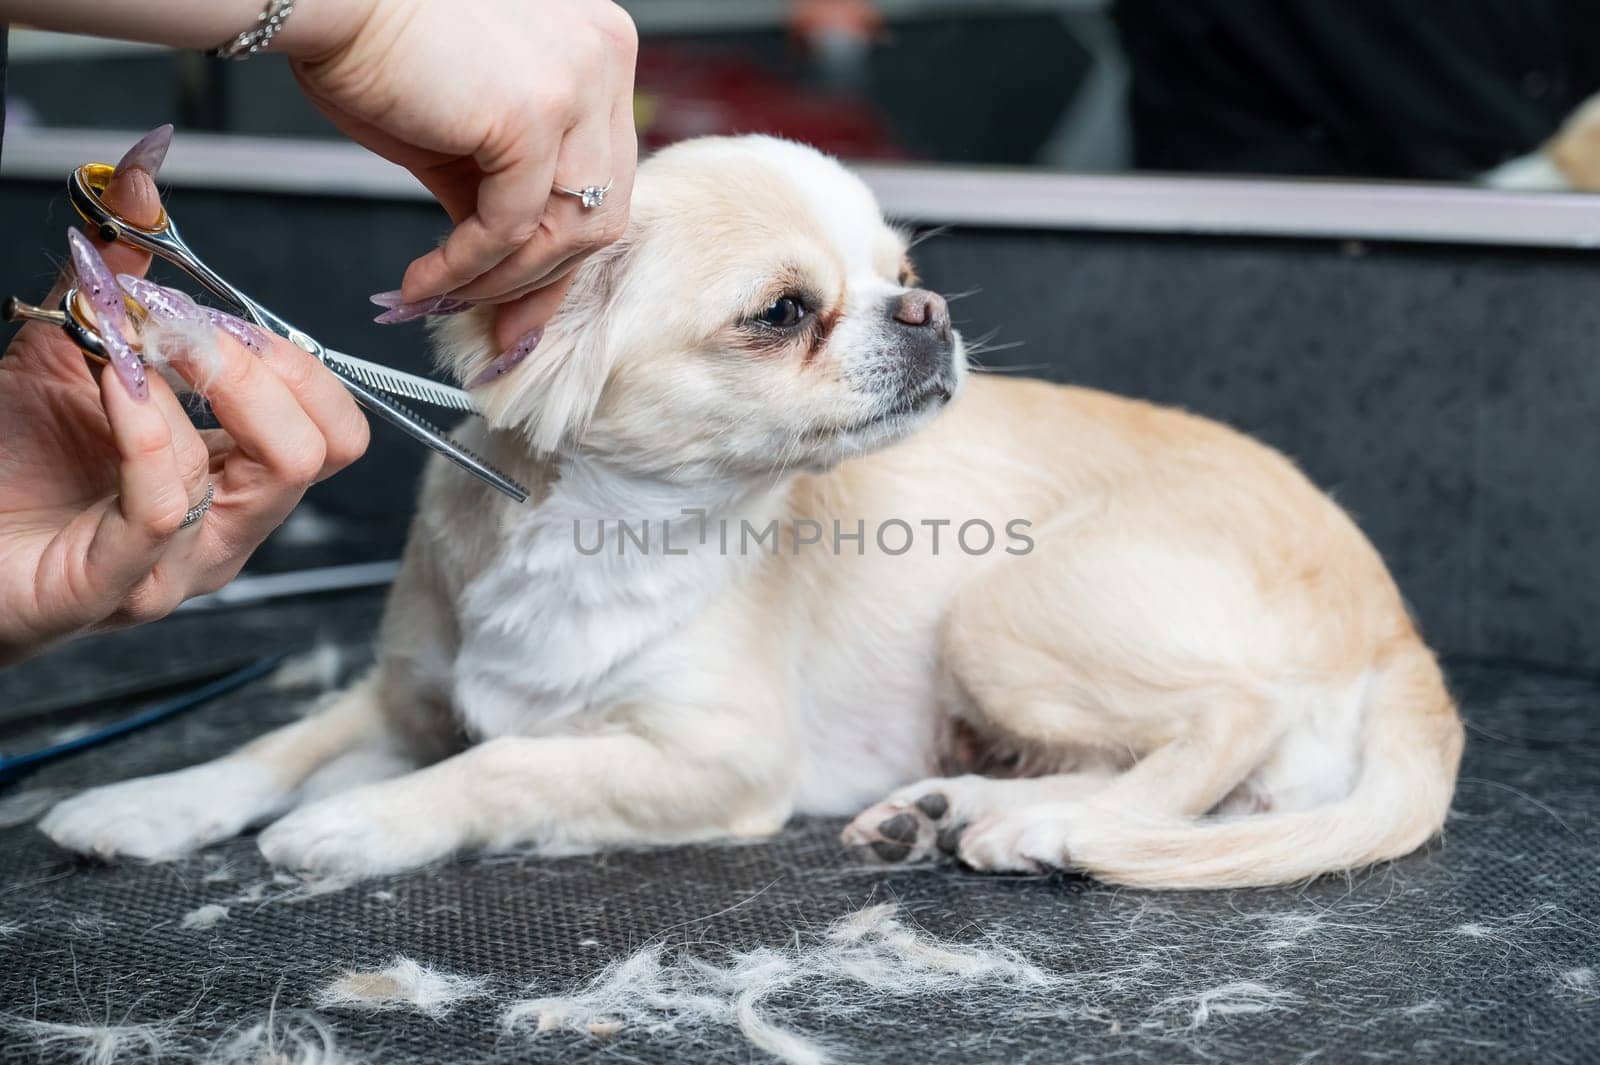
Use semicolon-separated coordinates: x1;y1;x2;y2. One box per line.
74;125;174;284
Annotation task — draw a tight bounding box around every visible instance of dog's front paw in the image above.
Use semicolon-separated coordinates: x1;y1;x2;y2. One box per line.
955;806;1076;874
40;761;284;861
257;780;461;877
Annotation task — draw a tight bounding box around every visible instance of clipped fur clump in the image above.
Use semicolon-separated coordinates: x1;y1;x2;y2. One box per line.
315;957;487;1018
181;904;230;930
503;903;1057;1065
139;314;225;396
0;1015;175;1065
204;1011;358;1065
1555;967;1596;1002
1158;981;1303;1029
226;872;356;908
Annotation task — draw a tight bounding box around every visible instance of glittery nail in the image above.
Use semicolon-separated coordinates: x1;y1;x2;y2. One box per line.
92;305;149;402
469;326;543;386
114;124;174;179
67;229;126;332
370;290;473;324
202;307;271;354
117;274;204;324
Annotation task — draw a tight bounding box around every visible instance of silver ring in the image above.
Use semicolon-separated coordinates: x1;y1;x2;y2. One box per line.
180;482;215;529
552;180;614;209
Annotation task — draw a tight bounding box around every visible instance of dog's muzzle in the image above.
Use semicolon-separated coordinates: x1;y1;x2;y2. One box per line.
886;289;954;374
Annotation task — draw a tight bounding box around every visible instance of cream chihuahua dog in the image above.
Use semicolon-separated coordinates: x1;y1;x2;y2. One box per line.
42;136;1463;889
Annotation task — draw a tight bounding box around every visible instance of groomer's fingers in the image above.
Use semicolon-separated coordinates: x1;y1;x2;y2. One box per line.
45;127;172;309
398;118;567;303
110;376;230;619
445;118;619;304
484;101;635;347
74;368;193;617
88;132;169;278
250;335;371;481
163;326;326;524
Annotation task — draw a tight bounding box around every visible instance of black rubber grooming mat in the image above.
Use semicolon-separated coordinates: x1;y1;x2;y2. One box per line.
1;593;1596;1063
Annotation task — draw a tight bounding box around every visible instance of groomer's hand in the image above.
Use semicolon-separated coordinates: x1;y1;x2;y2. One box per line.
0;128;370;666
285;0;639;356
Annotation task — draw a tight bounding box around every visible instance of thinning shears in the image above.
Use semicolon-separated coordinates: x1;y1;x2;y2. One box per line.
4;162;528;502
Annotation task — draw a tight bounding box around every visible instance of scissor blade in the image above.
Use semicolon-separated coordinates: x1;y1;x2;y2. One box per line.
324;362;529;503
323;348;475;413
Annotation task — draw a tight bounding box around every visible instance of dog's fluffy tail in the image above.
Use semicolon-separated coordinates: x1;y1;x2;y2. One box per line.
1070;645;1464;889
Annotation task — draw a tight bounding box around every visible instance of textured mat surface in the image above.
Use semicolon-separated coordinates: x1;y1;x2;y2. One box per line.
0;594;1596;1063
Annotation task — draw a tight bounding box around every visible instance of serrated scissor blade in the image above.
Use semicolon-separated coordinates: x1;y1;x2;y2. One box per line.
323;348;474;413
324;362;528;502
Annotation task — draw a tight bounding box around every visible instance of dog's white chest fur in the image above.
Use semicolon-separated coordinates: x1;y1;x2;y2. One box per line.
447;462;778;740
433;455;950;809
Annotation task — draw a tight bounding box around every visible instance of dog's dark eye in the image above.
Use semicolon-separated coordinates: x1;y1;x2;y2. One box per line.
756;295;808;329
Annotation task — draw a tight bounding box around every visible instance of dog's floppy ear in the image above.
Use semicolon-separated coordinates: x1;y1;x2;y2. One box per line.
429;236;632;453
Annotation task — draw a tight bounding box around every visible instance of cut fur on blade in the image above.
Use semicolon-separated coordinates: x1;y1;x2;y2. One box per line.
314;957;487;1018
139;314;225;396
503;904;1058;1065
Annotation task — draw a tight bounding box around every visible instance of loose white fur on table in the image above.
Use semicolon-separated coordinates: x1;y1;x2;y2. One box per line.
1556;967;1596;1001
0;893;1590;1062
0;1006;363;1065
180;903;230;930
503;903;1057;1065
204;1011;359;1065
1159;981;1302;1030
0;1016;175;1065
314;957;487;1018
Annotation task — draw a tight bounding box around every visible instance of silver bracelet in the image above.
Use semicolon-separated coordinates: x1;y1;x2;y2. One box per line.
205;0;298;60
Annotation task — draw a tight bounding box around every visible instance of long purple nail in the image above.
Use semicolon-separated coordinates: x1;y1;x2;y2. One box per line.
98;315;149;401
470;327;543;386
67;229;126;332
202;308;271;354
114;124;174;179
117;274;204;324
369;290;472;324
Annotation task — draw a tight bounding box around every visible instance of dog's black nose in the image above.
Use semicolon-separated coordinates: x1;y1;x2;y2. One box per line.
891;289;952;343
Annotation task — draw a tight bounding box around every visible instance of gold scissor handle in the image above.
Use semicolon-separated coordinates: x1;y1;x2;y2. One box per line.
38;162;530;503
67;163;270;329
4;289;146;365
70;163;171;242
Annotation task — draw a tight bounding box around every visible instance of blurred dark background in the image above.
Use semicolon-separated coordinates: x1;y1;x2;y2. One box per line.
8;0;1600;183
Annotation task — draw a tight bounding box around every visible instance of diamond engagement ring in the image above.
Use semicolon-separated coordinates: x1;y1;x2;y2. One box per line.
553;180;614;209
180;482;215;530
